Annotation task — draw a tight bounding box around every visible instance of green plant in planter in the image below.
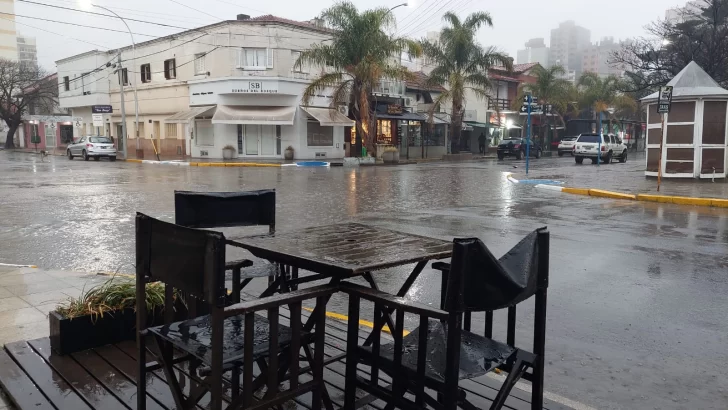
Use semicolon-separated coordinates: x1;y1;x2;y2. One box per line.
56;276;173;321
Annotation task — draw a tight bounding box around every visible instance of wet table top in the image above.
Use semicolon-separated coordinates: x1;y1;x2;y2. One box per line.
229;223;453;277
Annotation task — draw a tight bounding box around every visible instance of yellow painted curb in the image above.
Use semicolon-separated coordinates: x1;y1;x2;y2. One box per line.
562;187;590;196
588;189;636;200
636;194;673;203
303;307;409;336
711;199;728;208
124;159;143;163
671;196;713;206
195;163;211;167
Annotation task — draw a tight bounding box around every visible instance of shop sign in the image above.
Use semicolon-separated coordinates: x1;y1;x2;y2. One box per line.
387;104;403;115
231;81;278;94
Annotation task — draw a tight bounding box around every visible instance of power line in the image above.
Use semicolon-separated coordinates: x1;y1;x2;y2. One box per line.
34;0;218;26
167;0;223;21
3;12;160;37
401;0;462;38
0;15;109;50
19;0;196;31
396;0;434;28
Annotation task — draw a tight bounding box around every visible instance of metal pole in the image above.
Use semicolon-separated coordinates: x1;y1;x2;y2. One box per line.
657;113;665;192
597;112;602;166
526;94;532;174
95;5;139;158
117;53;128;160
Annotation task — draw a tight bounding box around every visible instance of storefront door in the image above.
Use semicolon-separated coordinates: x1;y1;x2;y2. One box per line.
240;125;276;156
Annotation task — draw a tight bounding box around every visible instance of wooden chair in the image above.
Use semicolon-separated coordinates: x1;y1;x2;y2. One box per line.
135;212;336;410
341;228;550;410
174;189;284;298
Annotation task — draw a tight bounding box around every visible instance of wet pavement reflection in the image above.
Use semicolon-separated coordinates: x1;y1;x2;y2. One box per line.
1;151;727;409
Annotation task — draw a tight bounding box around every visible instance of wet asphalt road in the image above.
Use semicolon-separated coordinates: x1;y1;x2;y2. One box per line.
0;150;727;410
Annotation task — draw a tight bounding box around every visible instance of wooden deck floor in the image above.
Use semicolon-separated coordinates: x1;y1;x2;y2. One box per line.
0;307;571;410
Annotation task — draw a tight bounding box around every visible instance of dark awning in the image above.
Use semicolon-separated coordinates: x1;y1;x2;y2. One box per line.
375;109;426;121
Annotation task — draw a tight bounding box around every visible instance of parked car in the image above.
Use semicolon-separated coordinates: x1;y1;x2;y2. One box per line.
67;136;117;161
573;133;627;164
497;138;542;160
557;136;578;156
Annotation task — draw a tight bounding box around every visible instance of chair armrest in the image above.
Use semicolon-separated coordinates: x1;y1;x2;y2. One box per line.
432;261;450;272
338;282;449;320
224;284;338;316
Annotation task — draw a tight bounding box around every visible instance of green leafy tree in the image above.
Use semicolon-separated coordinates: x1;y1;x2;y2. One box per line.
421;12;511;153
577;72;638;133
518;65;573;143
296;1;420;156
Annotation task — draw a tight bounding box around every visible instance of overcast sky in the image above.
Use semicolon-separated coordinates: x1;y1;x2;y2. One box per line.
14;0;685;70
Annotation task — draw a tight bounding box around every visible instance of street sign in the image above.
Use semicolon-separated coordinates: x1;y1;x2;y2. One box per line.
520;104;544;114
657;86;673;114
523;96;538;104
92;105;113;114
92;113;103;127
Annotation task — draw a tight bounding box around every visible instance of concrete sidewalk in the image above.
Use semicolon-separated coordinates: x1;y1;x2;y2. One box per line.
514;152;728;199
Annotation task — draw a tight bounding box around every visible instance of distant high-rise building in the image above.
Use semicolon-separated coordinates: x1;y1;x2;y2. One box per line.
0;0;17;61
17;35;37;66
581;37;626;78
516;38;549;66
666;0;709;24
549;21;591;77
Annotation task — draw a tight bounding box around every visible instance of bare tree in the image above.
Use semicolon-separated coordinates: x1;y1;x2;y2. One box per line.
0;60;57;148
611;0;728;94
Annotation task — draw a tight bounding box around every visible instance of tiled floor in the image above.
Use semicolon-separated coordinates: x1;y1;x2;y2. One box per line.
0;265;104;347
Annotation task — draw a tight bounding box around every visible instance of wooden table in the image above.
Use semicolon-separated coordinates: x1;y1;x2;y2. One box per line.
229;222;453;336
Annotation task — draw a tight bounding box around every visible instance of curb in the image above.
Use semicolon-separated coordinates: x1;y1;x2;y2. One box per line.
535;185;728;208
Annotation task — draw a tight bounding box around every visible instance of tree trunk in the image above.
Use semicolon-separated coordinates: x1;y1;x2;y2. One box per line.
450;101;463;154
4;123;18;149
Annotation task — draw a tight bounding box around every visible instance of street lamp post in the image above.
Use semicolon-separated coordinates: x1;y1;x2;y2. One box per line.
93;4;140;161
389;2;408;11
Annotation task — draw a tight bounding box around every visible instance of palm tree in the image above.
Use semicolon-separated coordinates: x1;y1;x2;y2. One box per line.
519;65;573;145
577;72;637;134
421;12;512;153
296;2;421;156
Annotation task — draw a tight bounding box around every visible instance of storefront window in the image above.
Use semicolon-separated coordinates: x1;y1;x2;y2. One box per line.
376;120;392;144
307;121;334;146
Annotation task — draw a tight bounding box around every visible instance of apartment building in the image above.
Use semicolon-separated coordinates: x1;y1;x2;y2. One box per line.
17;35;37;65
549;21;591;77
516;38;549;67
0;0;16;61
581;37;626;78
57;14;354;160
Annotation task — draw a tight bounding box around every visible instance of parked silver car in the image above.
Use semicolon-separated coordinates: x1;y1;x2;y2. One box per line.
67;136;117;161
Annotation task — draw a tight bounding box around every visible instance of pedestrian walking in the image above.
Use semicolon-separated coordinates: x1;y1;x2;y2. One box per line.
478;132;486;154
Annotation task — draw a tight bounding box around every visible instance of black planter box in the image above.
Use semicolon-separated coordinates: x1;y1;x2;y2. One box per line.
49;301;190;355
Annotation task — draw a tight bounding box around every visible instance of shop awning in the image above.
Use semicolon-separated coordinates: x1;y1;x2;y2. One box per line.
212;105;296;125
464;120;492;128
424;113;449;125
165;106;215;123
301;107;354;127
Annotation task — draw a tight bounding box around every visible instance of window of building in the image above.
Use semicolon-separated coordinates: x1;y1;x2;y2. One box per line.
195;120;214;146
194;53;206;75
63;76;69;91
291;51;308;73
141;63;151;83
307;121;334;146
119;68;129;86
165;123;177;138
376;120;392;144
164;59;176;79
238;48;270;70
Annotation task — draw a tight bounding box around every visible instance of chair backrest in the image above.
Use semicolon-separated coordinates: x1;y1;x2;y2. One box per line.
136;212;227;305
444;228;548;313
174;189;276;232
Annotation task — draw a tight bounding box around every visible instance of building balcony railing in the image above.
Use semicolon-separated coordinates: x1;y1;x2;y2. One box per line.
372;80;405;97
488;98;512;111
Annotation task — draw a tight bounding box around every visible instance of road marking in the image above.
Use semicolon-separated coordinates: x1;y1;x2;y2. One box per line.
302;307;409;336
0;262;37;268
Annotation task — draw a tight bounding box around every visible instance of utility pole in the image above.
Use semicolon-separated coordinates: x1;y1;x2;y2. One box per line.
526;93;532;174
117;54;128;160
